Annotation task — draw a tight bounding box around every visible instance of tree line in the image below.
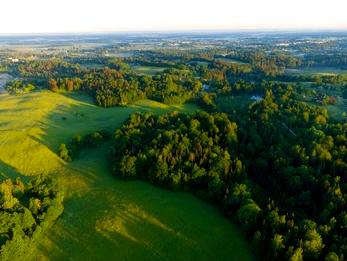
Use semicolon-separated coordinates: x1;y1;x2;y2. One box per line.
48;67;204;107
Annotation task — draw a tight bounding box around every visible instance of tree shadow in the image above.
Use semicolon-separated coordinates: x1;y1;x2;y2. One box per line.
34;192;186;261
60;92;97;107
34;179;253;261
0;159;29;182
0;93;252;261
31;95;188;152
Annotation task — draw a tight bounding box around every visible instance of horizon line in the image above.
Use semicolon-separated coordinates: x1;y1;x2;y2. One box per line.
1;27;347;36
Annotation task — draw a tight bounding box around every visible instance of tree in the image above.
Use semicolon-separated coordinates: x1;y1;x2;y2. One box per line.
227;183;251;207
0;179;18;209
303;229;324;259
66;79;74;91
48;79;59;92
59;144;71;162
315;115;327;125
237;200;261;232
324;252;339;261
272;234;285;257
289;247;304;261
119;155;137;179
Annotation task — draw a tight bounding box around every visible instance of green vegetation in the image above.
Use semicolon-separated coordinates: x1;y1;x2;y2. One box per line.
0;176;64;261
286;67;347;76
0;91;198;175
132;65;167;75
112;111;240;196
2;32;347;261
58;130;112;161
215;94;254;114
0;91;252;261
111;84;347;260
5;80;36;95
47;67;202;107
294;83;347;121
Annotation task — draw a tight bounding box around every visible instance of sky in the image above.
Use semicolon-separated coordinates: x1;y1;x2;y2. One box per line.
0;0;347;34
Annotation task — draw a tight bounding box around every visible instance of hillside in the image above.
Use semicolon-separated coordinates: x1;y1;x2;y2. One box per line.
0;91;252;261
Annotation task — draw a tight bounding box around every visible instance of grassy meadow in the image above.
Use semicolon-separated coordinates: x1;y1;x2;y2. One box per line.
131;65;167;75
0;91;253;261
215;94;255;114
285;66;347;76
215;57;248;64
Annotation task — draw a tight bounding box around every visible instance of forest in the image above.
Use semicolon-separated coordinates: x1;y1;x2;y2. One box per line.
110;83;346;260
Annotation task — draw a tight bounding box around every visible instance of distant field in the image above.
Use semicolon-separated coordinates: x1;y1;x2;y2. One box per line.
81;63;105;69
188;60;210;66
111;51;134;58
188;58;247;65
326;96;347;121
216;94;256;114
132;65;167;75
285;66;347;76
297;84;347;121
0;91;252;261
215;57;248;64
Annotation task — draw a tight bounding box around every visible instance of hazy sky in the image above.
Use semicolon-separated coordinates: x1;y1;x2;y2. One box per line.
0;0;346;33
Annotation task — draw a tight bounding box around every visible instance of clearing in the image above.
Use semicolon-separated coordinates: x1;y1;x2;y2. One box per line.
0;91;253;261
131;65;167;75
285;66;347;76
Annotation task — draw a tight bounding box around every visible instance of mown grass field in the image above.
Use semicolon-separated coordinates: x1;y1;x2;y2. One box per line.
0;91;253;261
285;66;347;76
215;57;248;65
132;65;167;75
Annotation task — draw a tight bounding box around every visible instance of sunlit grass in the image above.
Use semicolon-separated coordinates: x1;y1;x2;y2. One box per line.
132;65;167;75
285;66;347;76
0;91;252;261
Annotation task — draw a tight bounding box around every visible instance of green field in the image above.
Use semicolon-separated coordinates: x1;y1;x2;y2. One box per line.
285;66;347;76
0;91;253;261
326;97;347;121
215;94;255;114
132;65;167;75
296;84;347;122
215;57;248;65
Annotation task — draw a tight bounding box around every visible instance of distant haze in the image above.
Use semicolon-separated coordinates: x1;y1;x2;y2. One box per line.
1;0;347;34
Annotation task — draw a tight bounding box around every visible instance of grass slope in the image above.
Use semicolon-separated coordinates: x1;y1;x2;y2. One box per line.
132;65;167;75
0;91;253;261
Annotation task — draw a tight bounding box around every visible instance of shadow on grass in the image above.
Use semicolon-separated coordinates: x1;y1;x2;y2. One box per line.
0;160;20;179
60;92;96;107
33;95;196;152
34;190;193;261
0;159;30;182
23;93;252;261
34;175;253;261
30;149;252;261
